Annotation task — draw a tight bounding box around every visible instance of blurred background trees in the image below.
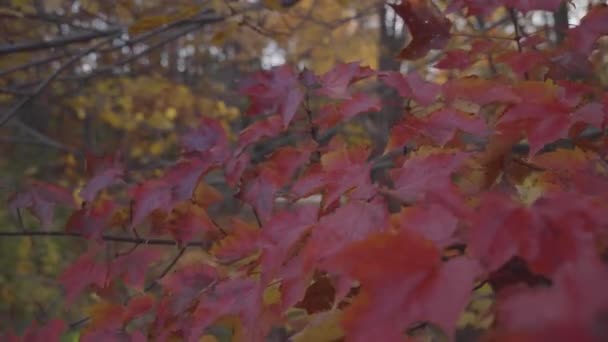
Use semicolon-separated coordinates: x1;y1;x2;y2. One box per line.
0;0;606;333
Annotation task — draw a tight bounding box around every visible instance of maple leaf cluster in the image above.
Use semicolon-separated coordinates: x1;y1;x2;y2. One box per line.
4;1;608;341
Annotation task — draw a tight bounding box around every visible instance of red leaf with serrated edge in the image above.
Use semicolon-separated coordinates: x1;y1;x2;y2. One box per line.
59;247;107;304
180;117;229;156
162;158;211;203
187;278;272;342
390;151;468;203
435;49;473;70
81;302;125;342
240;145;313;222
9;180;75;229
168;207;216;245
240;168;279;224
224;152;250;187
259;204;318;284
497;50;547;78
315;62;375;99
237;115;284;152
307;199;389;266
80;165;124;203
240;64;304;127
80;153;124;201
391;0;451;60
20;319;66;342
498;102;571;156
443;77;520;106
396;108;487;146
379;71;441;106
111;247;162;288
468;192;604;275
566;5;608;56
212;218;259;263
571;102;607;129
293;144;375;210
495;256;608;342
66;198;115;239
129;179;173;228
324;231;479;341
394;203;459;245
125;294;155;323
467;193;536;272
160;263;218;315
315;92;381;130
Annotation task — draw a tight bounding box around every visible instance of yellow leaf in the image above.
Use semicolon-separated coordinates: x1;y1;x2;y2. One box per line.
263;282;281;306
211;22;239;46
263;0;284;10
129;15;171;35
291;310;344;342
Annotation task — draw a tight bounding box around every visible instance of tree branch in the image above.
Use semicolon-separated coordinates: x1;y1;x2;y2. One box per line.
0;35;118;127
0;230;206;247
0;28;122;55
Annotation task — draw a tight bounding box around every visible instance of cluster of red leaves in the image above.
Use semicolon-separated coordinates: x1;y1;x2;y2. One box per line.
5;1;608;341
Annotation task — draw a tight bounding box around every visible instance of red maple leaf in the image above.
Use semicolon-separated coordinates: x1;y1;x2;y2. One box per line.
315;92;381;131
240;145;313;222
240;64;304;127
110;247;163;288
180;117;229;158
66;198;116;239
19;319;67;342
498;102;571;156
315;62;376;99
393;203;459;245
80;153;124;203
379;71;441;106
324;231;479;341
390;151;469;204
129;179;173;228
59;247;108;304
291;142;376;210
9;180;76;229
237;115;284;152
496;50;547;78
435;49;474;70
159;263;218;315
468;192;605;275
566;5;608;56
306;199;390;267
259;204;318;284
187;278;272;342
212;218;260;263
495;256;608;342
167;206;217;245
390;108;487;147
391;0;452;60
443;77;520;106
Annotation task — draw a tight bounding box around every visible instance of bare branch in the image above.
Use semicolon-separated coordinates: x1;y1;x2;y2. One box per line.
0;29;122;55
0;35;117;127
0;230;206;247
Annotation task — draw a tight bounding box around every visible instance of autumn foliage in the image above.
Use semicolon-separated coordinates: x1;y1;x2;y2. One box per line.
5;0;608;341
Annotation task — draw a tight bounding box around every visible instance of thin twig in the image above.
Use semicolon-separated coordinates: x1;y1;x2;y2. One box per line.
0;35;118;127
144;247;187;291
0;230;206;247
0;28;122;55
